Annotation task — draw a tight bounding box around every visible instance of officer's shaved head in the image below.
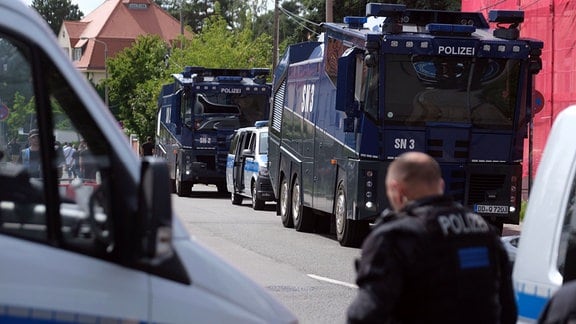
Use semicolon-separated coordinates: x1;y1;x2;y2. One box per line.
386;152;444;211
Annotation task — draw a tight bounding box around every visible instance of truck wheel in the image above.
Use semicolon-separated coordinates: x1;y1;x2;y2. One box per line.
335;183;368;247
231;192;243;205
280;177;293;228
292;177;315;232
217;183;228;194
252;184;265;210
175;164;191;197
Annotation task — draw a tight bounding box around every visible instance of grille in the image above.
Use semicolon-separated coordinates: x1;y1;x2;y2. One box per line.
271;81;285;132
197;155;216;171
468;174;507;204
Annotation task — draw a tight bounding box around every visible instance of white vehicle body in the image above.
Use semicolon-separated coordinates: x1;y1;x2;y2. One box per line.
0;2;296;323
226;123;275;210
513;105;576;323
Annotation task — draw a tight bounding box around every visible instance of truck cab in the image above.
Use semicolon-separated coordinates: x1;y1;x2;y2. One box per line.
513;105;576;322
226;121;275;210
0;2;296;323
156;67;271;197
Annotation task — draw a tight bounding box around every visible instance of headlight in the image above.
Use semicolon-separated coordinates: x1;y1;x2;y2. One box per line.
259;165;269;176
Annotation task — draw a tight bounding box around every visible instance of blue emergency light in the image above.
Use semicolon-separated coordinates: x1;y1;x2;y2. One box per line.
214;76;243;83
427;23;476;36
344;16;367;29
254;120;268;128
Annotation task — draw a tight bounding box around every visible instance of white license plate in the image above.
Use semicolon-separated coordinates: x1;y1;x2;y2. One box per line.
474;204;508;214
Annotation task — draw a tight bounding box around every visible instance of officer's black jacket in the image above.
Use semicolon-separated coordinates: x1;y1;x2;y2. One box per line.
347;195;517;324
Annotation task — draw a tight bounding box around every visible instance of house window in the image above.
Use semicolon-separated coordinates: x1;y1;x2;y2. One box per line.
72;47;82;61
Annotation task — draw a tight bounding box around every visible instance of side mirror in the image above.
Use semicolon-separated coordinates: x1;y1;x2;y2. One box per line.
335;47;363;133
139;157;173;264
241;148;253;157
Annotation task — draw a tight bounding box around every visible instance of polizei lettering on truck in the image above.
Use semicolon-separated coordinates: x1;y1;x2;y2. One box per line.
437;46;475;56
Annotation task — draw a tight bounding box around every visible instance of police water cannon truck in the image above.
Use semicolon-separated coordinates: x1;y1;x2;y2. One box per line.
268;3;543;246
156;67;271;196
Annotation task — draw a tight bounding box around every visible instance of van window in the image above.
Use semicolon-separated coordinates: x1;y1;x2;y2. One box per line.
557;175;576;281
259;132;268;154
0;32;115;258
248;132;256;153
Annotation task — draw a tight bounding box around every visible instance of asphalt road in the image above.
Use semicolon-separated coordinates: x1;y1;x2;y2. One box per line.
172;185;359;324
172;185;522;323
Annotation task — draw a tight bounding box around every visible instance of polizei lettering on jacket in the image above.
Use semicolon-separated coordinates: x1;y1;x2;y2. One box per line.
437;46;475;56
437;212;489;235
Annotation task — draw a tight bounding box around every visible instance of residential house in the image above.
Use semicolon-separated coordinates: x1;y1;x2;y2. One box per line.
58;0;190;103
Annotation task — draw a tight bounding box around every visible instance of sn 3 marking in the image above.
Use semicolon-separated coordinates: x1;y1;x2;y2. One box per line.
394;138;415;150
301;84;314;113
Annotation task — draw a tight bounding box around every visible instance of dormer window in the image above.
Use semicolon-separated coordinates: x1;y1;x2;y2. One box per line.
128;3;148;10
72;47;82;61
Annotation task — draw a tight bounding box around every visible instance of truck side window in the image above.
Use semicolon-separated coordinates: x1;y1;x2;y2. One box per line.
0;32;115;258
558;177;576;281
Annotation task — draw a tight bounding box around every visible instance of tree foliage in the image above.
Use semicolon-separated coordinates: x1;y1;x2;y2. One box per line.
31;0;83;35
169;11;272;71
155;0;268;34
5;93;35;139
106;35;169;141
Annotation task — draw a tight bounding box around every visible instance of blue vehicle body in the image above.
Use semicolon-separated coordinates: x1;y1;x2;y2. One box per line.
156;67;271;196
269;3;543;246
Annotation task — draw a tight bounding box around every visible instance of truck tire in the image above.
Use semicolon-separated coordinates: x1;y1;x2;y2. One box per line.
175;163;191;197
280;177;293;228
292;177;315;232
217;183;228;194
335;182;368;247
252;183;265;210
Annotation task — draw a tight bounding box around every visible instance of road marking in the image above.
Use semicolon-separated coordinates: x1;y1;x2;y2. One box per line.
307;274;358;289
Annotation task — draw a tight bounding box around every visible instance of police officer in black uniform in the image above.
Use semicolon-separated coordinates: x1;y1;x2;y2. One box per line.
347;151;516;324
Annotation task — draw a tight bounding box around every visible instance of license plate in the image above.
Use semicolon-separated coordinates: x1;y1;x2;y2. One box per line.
474;204;508;214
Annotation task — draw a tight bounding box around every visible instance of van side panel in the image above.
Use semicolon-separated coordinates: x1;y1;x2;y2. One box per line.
513;105;576;322
0;236;148;321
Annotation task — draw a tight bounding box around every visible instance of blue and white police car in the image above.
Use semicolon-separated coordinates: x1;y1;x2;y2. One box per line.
226;121;276;210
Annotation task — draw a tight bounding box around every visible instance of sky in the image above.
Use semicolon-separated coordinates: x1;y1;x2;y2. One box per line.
21;0;104;15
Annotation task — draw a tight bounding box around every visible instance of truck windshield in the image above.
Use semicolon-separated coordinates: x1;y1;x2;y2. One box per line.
383;54;521;129
183;92;269;128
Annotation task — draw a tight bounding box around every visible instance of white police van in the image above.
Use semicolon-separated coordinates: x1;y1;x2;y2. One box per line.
226;121;275;210
513;105;576;323
0;2;296;323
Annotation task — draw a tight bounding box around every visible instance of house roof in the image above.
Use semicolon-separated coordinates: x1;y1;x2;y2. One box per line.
63;0;191;70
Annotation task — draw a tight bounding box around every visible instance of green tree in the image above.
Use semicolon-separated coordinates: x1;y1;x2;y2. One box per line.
155;0;254;34
169;10;272;70
5;93;35;139
31;0;84;35
106;35;169;140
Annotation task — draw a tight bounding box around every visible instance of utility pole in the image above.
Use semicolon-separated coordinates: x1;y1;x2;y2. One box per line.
326;0;333;23
273;0;280;71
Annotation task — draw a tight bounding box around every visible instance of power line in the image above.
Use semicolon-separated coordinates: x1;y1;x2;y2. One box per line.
278;5;321;35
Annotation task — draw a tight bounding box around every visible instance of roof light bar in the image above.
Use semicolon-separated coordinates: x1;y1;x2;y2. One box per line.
427;23;476;36
488;10;524;24
365;3;406;17
344;16;367;29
